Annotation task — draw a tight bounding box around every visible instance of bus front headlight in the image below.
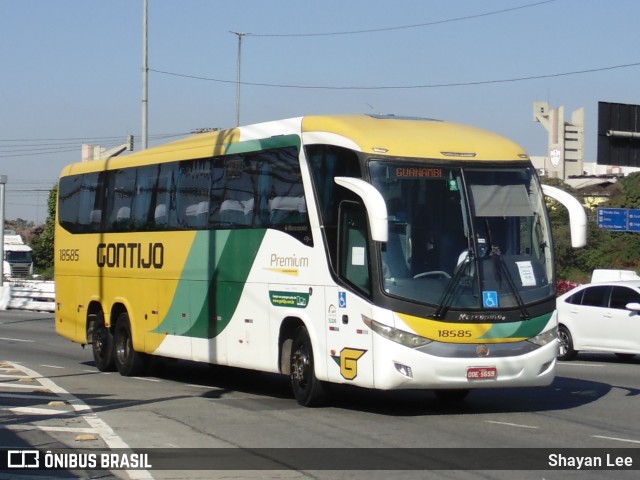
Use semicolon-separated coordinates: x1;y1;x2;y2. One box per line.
362;315;432;348
527;326;558;347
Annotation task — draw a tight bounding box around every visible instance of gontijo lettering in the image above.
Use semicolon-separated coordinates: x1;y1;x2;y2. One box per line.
96;243;164;269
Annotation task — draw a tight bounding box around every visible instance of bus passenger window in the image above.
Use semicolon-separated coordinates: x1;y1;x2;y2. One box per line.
154;204;168;226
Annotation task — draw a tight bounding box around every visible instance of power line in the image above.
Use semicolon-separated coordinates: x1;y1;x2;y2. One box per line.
0;132;188;143
250;0;557;37
151;61;640;91
0;147;79;158
0;133;190;158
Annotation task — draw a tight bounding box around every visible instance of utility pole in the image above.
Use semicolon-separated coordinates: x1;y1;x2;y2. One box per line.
0;175;6;286
142;0;149;149
230;31;250;127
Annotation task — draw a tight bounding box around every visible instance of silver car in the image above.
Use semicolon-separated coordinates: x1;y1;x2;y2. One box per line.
556;280;640;360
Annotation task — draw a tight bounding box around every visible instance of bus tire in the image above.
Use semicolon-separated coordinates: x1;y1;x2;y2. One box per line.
114;313;148;377
290;327;327;407
91;312;115;372
557;325;577;361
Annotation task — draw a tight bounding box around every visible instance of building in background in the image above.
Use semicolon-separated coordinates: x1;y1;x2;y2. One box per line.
531;101;640;211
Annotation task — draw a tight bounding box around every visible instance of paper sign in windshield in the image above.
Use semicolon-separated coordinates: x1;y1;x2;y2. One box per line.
516;261;536;287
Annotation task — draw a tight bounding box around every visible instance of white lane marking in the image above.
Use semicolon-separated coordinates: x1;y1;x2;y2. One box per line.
485;420;539;429
132;376;160;382
0;337;34;343
39;364;66;369
6;362;154;480
6;425;101;434
6;406;72;415
557;362;604;368
0;393;62;401
0;382;45;389
592;435;640;444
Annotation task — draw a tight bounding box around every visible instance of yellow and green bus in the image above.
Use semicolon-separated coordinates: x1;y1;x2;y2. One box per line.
55;114;586;406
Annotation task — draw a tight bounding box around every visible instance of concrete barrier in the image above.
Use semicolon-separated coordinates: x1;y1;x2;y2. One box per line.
2;280;55;312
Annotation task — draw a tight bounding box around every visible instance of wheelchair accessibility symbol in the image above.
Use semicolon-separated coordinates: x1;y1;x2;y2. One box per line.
483;291;499;308
338;291;347;308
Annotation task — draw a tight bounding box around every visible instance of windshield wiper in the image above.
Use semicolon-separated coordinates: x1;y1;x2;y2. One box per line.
482;217;530;319
433;251;475;319
490;250;530;320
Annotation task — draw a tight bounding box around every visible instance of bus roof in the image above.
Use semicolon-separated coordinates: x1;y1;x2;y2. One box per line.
301;114;528;161
60;114;528;176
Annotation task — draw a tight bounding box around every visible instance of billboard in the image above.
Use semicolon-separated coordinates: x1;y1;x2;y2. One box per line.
597;101;640;167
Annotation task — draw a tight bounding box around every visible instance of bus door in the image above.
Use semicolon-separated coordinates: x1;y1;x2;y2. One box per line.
56;274;80;342
324;201;374;387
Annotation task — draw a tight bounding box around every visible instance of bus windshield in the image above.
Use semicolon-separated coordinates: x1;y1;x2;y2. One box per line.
369;161;554;313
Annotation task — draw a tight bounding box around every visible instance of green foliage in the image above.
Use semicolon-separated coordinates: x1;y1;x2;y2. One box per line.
542;175;640;283
608;172;640;208
30;184;57;275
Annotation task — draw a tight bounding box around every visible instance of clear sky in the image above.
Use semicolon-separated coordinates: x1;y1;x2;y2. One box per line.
1;0;638;223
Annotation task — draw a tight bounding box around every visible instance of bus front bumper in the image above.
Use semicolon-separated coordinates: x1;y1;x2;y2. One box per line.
370;335;557;391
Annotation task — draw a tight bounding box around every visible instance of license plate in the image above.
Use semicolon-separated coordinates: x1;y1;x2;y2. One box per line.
466;366;497;380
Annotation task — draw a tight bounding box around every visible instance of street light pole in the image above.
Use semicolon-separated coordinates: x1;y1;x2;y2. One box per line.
230;31;250;127
142;0;149;149
0;175;6;286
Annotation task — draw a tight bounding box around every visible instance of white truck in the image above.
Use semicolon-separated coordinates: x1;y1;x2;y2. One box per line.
3;230;34;278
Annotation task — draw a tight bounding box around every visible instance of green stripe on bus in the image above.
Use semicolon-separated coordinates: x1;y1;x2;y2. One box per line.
478;313;552;340
225;134;301;155
154;229;266;339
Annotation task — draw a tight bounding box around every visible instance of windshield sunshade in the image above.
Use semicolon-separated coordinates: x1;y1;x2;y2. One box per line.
469;184;533;217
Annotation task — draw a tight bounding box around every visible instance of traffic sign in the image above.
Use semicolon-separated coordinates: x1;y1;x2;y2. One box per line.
597;208;628;231
628;209;640;232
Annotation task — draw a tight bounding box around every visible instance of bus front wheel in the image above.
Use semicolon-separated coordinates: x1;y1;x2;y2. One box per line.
290;327;327;407
114;313;148;377
91;312;115;372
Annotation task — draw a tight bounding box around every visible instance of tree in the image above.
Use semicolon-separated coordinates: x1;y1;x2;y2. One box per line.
608;172;640;208
543;173;640;283
30;184;56;277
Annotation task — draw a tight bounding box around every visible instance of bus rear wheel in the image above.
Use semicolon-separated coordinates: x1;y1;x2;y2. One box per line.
114;313;148;377
290;327;327;407
91;313;115;372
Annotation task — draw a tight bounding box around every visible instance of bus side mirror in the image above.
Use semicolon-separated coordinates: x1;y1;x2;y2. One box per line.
334;177;388;242
541;184;587;248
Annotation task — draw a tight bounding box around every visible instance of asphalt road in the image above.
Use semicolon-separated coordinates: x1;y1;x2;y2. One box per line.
1;310;639;480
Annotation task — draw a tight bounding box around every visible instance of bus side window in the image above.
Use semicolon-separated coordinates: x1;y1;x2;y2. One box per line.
176;159;212;229
307;145;362;272
58;175;82;231
132;165;158;230
338;201;371;296
108;168;136;232
267;151;307;226
209;159;225;225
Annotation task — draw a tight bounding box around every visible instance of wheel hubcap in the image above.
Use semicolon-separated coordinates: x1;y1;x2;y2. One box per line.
116;329;129;364
95;327;106;355
558;333;568;356
291;346;309;387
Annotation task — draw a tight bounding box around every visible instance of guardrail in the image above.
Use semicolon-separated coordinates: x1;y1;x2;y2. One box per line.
1;279;55;312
